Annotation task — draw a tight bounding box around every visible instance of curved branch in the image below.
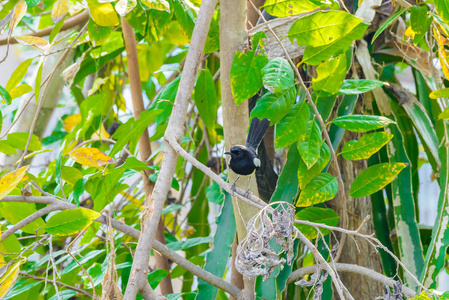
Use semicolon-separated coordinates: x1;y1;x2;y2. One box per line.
1;195;242;298
0;11;89;46
287;263;416;298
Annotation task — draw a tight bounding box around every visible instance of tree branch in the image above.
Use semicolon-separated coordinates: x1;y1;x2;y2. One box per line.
1;195;242;298
122;0;218;298
0;11;89;46
287;263;416;298
19;273;93;297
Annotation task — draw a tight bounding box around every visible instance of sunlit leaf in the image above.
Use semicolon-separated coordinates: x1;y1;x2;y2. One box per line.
294;207;339;239
372;8;407;41
287;10;363;47
0;166;29;200
87;0;120;27
63;114;82;133
263;0;320;17
51;0;68;23
430;88;449;99
0;86;12;105
435;0;449;26
297;120;322;169
0;259;25;298
298;143;330;189
69;147;115;168
250;87;295;125
34;57;44;103
15;36;50;51
7;132;42;151
1;202;46;234
296;173;338;207
340;132;393;160
350;163;407;198
194;69;217;129
141;0;170;11
115;0;136;16
5;58;33;92
230;50;268;105
313;54;347;95
331;115;395;132
9;84;33;99
275;100;309;149
337;79;384;95
0;141;16;155
45;208;101;236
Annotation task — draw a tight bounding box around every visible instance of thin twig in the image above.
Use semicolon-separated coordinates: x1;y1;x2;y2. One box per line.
19;273;93;297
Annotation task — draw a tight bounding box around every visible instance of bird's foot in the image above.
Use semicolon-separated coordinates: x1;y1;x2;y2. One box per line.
244;189;250;198
231;182;237;194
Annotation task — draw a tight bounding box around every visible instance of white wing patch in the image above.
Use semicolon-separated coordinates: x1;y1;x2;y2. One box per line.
253;157;261;167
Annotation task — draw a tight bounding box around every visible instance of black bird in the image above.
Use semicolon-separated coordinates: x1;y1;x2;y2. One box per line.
224;117;270;195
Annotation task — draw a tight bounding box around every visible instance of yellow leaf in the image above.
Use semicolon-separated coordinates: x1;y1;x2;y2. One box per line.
404;26;415;39
0;166;29;201
63;114;81;133
87;0;120;27
69;147;115;167
51;0;69;23
62;140;78;157
9;0;27;35
9;84;33;99
141;0;170;11
15;36;50;51
120;191;143;208
117;93;127;112
434;28;449;81
91;123;111;140
0;259;25;298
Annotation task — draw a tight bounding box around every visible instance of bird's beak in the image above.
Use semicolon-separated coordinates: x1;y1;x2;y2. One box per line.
224;152;231;155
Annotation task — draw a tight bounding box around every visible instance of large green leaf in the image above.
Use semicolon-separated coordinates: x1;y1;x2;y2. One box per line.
111;109;162;155
87;19;113;47
90;31;124;59
287;10;363;47
45;208;101;236
171;0;196;40
340;132;393;160
166;237;213;251
331;115;395;132
294;207;339;239
250;87;295;124
410;5;432;43
296;173;337;207
271;144;300;203
7;132;42;151
275;100;309;149
298;143;330;189
194;68;217;129
152;76;180;125
302;22;368;65
0;203;46;235
263;0;320;17
337;79;384;95
312;54;347;95
297;120;323;168
262;57;294;94
350;162;406;198
230;50;268;105
196;193;236;300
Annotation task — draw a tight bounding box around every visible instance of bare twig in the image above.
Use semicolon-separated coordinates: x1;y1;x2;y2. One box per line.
19;273;94;297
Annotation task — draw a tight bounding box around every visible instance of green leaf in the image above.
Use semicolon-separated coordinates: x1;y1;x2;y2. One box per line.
0;141;17;155
429;88;449;99
9;84;33;99
166;236;213;251
90;31;124;59
6;58;33;91
162;204;183;215
435;0;449;26
275;100;309;149
331;115;395;132
372;8;407;41
0;85;12;105
287;11;363;47
111;109;162;155
87;19;113;47
297;120;322;168
410;5;432;42
271;144;300;203
141;0;170;11
230;50;268;105
298;142;330;189
350;162;406;198
340;132;393;160
294;207;339;239
439;107;449;120
205;181;224;205
61;166;83;185
34;57;44;103
313;54;347;95
250;87;295;124
148;269;169;289
263;0;320;17
194;69;217;129
7;132;42;151
86;0;119;27
172;0;196;41
337;79;384;95
302;22;368;65
152;76;180;125
0;203;46;235
61;249;105;274
262;57;294;93
44;208;101;236
296;173;338;207
197;193;235;300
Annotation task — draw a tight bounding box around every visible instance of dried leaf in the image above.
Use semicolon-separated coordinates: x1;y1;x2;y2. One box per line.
0;166;29;200
15;35;50;51
69;147;115;167
0;259;25;298
9;0;27;36
51;0;69;23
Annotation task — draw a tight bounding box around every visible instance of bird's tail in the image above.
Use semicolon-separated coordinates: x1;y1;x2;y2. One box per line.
245;117;270;151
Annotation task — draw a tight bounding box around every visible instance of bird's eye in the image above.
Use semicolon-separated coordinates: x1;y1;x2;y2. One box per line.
231;149;241;155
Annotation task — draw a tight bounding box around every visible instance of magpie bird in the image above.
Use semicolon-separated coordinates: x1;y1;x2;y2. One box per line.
224;117;270;195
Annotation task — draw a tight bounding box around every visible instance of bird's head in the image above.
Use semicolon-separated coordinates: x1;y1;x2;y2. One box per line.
224;145;246;159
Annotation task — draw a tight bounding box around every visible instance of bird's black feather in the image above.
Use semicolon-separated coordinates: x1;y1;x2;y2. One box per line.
245;117;270;152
